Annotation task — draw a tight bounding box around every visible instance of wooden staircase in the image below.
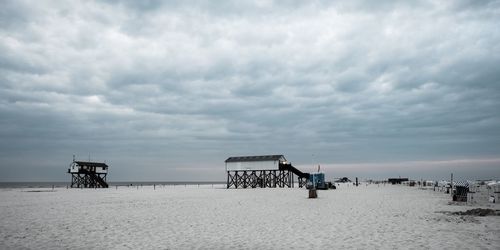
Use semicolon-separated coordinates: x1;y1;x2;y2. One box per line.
279;163;310;188
81;169;109;188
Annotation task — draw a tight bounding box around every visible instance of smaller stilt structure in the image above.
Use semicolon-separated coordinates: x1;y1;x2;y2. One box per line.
67;158;109;188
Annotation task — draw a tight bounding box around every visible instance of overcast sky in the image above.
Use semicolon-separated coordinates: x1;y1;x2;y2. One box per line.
1;0;499;182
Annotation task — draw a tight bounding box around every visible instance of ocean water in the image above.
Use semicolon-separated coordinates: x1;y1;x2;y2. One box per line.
0;182;68;189
0;181;225;189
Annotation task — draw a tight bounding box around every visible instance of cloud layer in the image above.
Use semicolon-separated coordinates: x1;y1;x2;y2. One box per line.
1;0;500;181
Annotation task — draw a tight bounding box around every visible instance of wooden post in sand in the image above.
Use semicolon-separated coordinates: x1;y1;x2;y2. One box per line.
309;189;318;198
451;173;454;197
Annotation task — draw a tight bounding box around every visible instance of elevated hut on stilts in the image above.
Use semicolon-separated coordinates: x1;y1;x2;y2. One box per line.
67;158;109;188
225;155;309;189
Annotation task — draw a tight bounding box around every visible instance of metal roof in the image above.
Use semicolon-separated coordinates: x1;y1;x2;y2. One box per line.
74;161;109;168
225;155;285;163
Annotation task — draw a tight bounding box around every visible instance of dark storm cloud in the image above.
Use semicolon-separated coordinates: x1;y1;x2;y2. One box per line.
1;0;499;181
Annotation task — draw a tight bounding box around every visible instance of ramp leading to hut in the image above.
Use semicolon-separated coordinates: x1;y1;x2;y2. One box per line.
85;170;109;188
279;162;310;179
279;162;310;188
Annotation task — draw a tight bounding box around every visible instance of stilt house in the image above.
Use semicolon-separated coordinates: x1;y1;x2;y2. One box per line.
68;160;109;188
225;155;309;189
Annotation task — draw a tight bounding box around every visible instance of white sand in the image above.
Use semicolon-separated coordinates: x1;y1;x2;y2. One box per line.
1;184;499;249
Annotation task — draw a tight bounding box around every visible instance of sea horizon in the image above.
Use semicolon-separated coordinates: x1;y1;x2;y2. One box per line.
0;181;226;189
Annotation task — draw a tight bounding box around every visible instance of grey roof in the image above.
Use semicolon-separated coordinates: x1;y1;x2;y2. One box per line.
225;155;285;163
75;161;108;168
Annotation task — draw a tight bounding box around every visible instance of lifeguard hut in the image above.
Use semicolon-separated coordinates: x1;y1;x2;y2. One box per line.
67;158;109;188
225;155;310;189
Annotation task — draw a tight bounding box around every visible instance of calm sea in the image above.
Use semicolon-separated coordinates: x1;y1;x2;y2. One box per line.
0;181;225;189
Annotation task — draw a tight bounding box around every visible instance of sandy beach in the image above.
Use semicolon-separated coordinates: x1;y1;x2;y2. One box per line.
1;184;499;249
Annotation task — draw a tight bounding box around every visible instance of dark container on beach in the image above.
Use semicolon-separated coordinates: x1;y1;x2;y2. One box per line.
309;189;318;198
